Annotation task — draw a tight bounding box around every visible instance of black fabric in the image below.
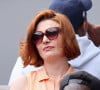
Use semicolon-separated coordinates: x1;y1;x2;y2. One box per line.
60;71;100;90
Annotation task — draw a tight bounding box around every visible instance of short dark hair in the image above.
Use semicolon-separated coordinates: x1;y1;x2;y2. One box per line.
60;71;100;90
63;83;90;90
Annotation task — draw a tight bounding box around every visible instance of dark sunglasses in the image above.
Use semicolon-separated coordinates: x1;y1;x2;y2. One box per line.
32;27;61;44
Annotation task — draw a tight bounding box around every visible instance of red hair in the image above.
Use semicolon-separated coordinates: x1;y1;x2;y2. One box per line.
20;10;80;67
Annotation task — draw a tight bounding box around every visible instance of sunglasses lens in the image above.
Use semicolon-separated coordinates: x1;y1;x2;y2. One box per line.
32;27;60;44
46;28;59;40
32;32;43;44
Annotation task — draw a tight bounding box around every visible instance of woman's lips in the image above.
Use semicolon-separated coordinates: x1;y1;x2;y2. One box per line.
43;46;54;51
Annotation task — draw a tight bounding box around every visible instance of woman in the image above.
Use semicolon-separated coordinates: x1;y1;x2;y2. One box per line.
10;10;80;90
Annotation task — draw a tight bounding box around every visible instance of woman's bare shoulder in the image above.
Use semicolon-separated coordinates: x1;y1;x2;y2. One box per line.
10;76;27;90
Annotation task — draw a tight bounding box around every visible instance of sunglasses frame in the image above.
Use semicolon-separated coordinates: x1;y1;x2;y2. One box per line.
32;27;61;44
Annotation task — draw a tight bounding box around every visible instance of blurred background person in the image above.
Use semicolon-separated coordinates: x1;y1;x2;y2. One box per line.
62;83;91;90
60;71;100;90
49;0;100;79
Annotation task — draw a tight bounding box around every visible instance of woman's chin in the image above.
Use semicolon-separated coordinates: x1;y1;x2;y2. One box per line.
42;52;59;60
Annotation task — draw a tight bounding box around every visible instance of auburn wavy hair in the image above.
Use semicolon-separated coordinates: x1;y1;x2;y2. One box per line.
20;10;80;67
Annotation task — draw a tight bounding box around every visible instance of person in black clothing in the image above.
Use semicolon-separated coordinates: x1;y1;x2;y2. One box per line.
60;71;100;90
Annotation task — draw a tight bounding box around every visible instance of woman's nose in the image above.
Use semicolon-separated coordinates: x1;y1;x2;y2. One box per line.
42;35;50;44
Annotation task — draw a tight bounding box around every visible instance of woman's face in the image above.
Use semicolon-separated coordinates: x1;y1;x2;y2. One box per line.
34;20;65;61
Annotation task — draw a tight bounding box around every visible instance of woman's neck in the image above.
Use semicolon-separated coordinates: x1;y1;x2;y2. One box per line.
44;57;69;80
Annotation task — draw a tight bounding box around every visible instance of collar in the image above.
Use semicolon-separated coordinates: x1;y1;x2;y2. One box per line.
37;65;75;82
37;67;49;82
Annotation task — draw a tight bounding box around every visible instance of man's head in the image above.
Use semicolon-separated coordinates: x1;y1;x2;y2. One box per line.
49;0;92;32
63;83;91;90
60;71;100;90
